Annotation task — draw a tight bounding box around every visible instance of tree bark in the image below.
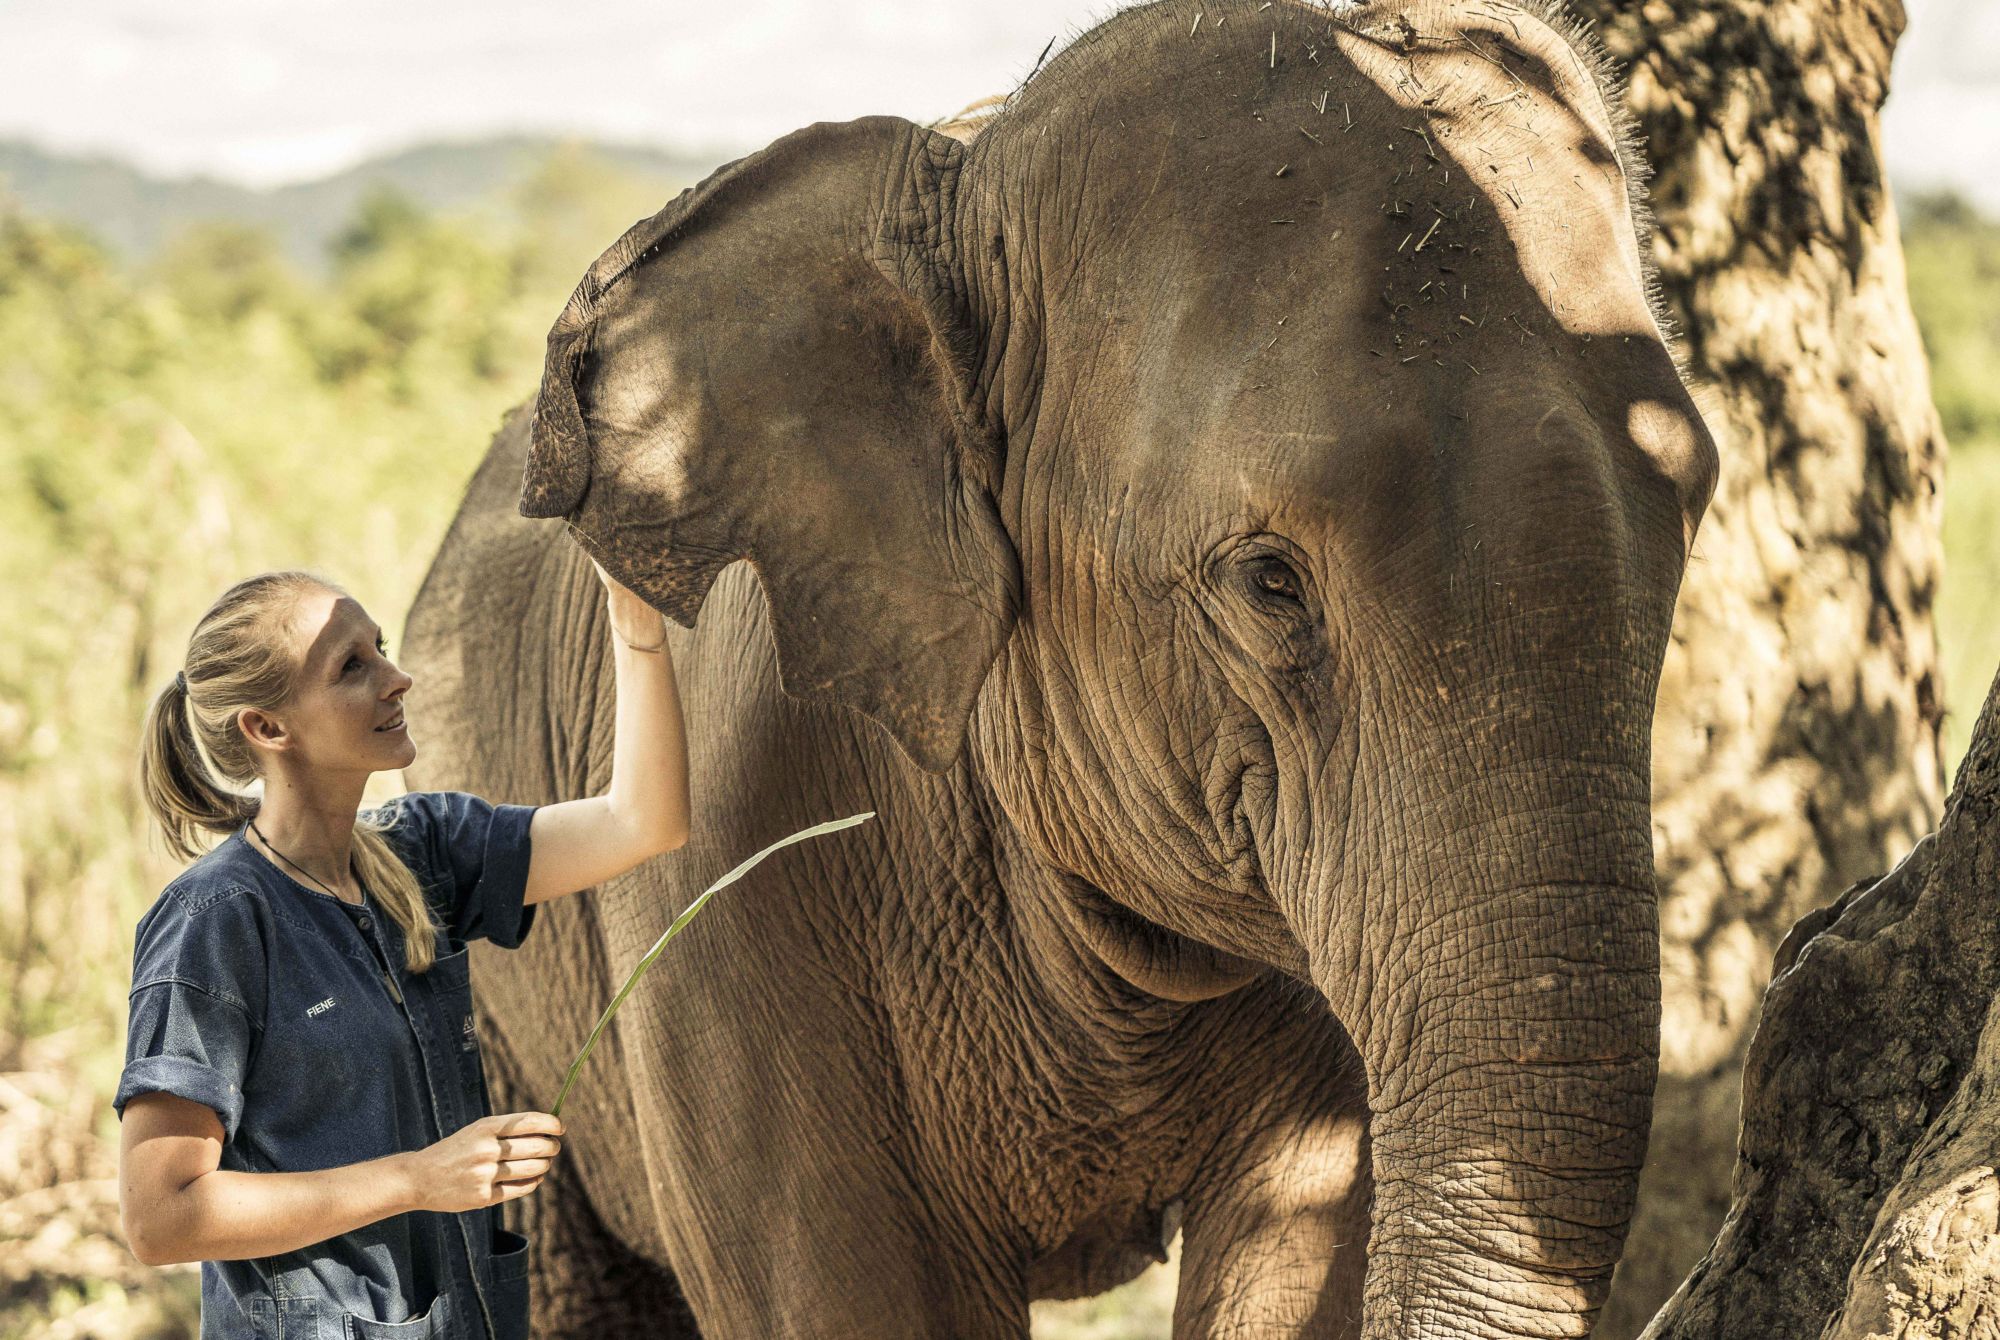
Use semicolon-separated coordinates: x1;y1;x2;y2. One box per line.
1553;0;1952;1329
1638;661;2000;1336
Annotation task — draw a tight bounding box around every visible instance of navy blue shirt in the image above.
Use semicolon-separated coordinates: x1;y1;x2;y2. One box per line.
114;791;540;1340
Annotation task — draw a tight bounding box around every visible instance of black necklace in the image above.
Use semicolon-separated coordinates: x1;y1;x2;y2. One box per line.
248;818;359;904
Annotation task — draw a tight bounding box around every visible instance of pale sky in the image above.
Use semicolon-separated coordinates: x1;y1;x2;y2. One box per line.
0;0;1993;210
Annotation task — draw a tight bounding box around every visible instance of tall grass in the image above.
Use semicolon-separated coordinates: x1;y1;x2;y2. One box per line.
1941;441;2000;775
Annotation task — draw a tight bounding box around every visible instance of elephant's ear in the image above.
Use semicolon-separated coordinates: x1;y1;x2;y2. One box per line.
519;116;1018;775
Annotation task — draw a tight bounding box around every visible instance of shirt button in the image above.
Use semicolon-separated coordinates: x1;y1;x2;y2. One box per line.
357;914;373;931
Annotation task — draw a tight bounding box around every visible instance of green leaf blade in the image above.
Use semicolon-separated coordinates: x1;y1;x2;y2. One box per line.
548;810;875;1117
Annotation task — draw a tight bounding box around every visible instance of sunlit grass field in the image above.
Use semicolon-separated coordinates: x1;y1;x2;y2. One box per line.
1940;442;2000;775
0;168;1994;1338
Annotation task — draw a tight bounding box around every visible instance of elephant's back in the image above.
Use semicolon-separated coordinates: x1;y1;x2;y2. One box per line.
925;92;1006;143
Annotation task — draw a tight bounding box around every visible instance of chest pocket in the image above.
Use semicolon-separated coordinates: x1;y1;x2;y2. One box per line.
243;1296;321;1340
339;1289;452;1339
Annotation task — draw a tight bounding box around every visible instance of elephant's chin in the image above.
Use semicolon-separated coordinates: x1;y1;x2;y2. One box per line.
1057;875;1265;1002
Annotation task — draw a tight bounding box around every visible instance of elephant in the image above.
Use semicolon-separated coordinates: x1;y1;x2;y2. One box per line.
400;0;1718;1335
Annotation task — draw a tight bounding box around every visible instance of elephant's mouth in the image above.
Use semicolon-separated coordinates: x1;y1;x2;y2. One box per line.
1219;754;1274;892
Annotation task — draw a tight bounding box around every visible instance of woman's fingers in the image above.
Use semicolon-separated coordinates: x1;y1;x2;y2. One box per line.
496;1175;545;1203
496;1157;555;1182
589;559;655;616
497;1135;560;1160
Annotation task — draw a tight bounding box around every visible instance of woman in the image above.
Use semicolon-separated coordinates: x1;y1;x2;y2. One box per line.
115;556;689;1340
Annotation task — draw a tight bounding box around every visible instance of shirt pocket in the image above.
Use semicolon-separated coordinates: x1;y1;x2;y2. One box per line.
486;1227;532;1340
242;1295;323;1340
337;1289;452;1340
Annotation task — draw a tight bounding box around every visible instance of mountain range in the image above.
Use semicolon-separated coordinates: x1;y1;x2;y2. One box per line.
0;135;737;272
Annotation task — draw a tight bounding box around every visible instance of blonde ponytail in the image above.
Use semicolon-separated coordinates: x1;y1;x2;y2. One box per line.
139;570;441;971
354;805;438;974
140;671;258;862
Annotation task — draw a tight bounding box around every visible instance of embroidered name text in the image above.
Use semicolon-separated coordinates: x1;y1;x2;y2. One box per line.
307;997;337;1018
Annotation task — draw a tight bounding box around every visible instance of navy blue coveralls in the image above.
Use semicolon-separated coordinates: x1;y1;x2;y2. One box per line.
113;791;541;1340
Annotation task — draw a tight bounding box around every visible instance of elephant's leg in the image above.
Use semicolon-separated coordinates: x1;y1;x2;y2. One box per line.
1169;998;1372;1340
1172;1109;1372;1339
511;1155;702;1338
480;1022;701;1338
656;1134;1031;1340
607;943;1030;1336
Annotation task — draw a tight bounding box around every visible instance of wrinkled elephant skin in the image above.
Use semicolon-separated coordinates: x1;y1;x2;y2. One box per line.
405;1;1718;1336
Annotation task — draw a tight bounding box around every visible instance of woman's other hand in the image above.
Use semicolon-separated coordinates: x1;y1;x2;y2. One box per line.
405;1111;564;1213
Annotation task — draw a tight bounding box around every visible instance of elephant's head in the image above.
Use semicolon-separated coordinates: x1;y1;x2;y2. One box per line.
520;0;1717;1334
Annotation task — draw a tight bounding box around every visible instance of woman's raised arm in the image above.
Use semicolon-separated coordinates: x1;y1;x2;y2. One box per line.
520;560;691;907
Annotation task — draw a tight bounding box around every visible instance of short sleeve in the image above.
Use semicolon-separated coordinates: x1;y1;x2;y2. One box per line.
381;791;539;949
114;885;266;1142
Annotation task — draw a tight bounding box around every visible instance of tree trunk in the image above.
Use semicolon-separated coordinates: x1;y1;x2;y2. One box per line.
1554;0;1952;1329
1639;662;2000;1336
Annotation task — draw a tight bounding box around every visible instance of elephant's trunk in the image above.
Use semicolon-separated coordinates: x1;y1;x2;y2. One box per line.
1354;922;1659;1338
1315;683;1663;1338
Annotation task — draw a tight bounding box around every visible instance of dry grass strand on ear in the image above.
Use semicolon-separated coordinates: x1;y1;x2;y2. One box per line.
549;811;877;1118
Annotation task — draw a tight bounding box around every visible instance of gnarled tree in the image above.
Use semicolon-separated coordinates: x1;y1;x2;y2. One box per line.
1643;664;2000;1336
1555;0;1952;1329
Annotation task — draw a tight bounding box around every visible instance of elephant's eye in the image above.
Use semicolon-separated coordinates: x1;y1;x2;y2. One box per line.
1204;538;1325;670
1248;556;1306;607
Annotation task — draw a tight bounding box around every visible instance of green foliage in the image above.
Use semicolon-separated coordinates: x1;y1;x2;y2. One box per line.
1902;190;2000;776
152;222;303;327
316;189;523;393
1941;445;2000;775
0;144;686;1185
1903;190;2000;447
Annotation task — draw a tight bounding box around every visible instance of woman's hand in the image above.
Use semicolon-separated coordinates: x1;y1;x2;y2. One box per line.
592;558;667;650
404;1111;565;1213
515;554;691;905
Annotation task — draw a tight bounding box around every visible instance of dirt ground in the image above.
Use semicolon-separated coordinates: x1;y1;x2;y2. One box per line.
1;1047;197;1340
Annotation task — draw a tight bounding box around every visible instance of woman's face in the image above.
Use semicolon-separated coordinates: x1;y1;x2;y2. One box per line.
260;588;418;775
